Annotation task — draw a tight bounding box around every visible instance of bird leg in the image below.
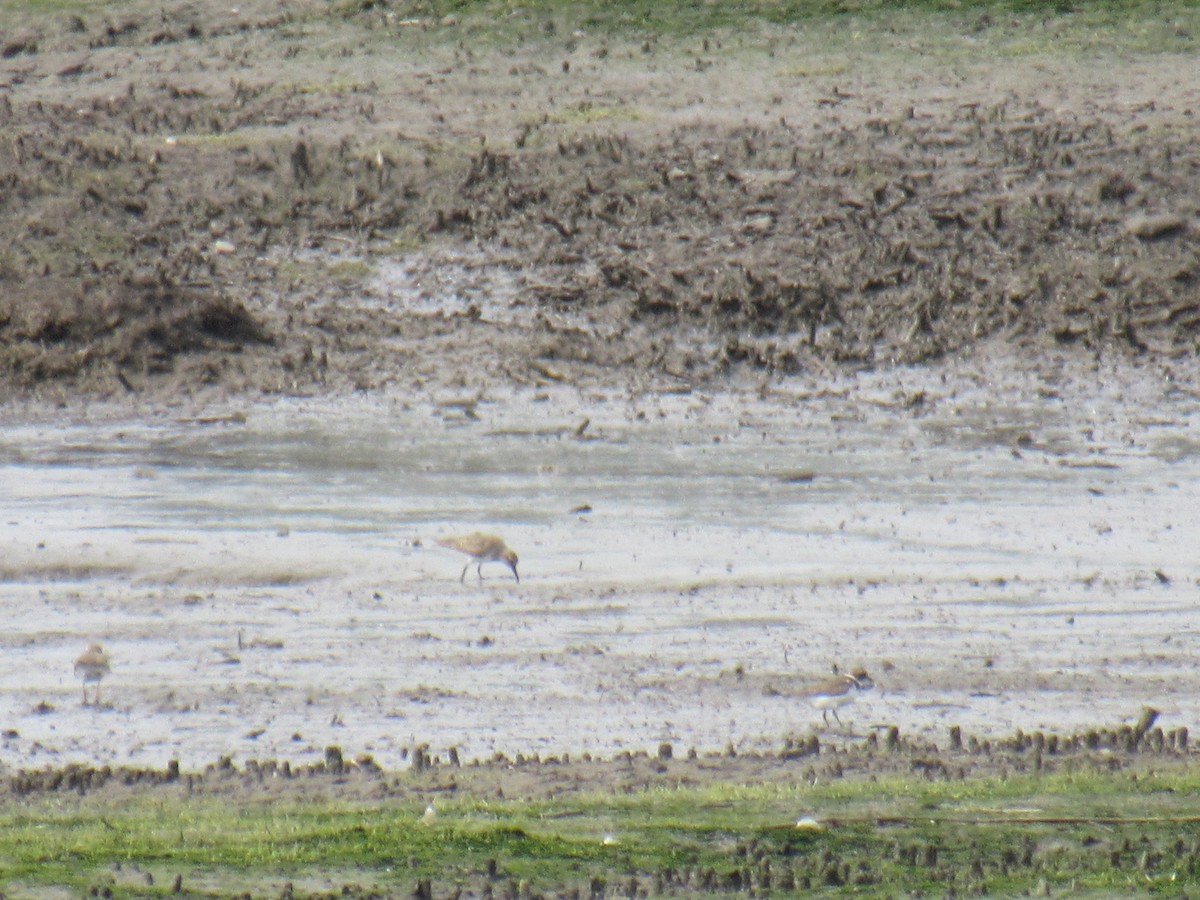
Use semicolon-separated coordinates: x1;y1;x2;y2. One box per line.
459;563;469;583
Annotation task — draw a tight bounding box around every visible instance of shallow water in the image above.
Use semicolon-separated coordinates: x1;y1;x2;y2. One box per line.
1;354;1199;769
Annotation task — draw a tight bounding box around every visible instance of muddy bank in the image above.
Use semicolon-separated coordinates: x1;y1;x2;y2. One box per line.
1;1;1199;403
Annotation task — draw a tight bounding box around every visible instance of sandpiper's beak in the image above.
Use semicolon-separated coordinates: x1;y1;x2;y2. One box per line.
510;561;520;584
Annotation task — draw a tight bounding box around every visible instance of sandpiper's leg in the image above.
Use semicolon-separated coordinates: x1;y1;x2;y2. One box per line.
82;685;89;706
477;562;485;582
459;563;469;583
831;708;842;726
96;685;102;706
821;709;830;726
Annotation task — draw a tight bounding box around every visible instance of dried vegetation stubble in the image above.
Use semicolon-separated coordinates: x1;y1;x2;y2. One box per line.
0;1;1198;399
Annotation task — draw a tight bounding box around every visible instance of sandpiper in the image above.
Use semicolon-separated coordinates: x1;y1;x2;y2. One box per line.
74;643;111;706
436;532;519;583
806;666;873;727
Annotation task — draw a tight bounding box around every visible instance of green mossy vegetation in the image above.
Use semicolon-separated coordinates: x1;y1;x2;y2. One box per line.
4;768;1200;895
358;0;1191;30
5;0;1195;60
360;0;1200;57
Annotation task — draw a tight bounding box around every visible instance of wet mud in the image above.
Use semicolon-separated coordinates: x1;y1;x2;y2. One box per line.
3;364;1199;772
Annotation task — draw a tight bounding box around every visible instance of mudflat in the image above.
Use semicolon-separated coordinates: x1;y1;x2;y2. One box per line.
2;1;1200;894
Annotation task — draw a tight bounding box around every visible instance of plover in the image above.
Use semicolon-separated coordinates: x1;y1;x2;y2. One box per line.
436;533;519;583
806;666;873;727
74;643;111;706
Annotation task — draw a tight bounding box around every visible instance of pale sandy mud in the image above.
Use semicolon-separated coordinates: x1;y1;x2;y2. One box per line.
2;346;1198;771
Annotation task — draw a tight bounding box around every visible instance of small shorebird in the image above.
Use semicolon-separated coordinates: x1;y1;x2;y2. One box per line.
436;532;519;583
806;666;873;727
74;643;111;706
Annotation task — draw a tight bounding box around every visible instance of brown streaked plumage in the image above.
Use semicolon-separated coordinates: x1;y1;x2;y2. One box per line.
806;666;872;727
74;643;111;706
436;533;519;583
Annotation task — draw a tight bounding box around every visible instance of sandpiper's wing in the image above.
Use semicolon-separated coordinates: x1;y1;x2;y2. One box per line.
75;644;110;675
438;533;502;558
806;674;851;697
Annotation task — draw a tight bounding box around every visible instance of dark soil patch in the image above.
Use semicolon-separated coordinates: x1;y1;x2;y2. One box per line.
0;274;268;388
